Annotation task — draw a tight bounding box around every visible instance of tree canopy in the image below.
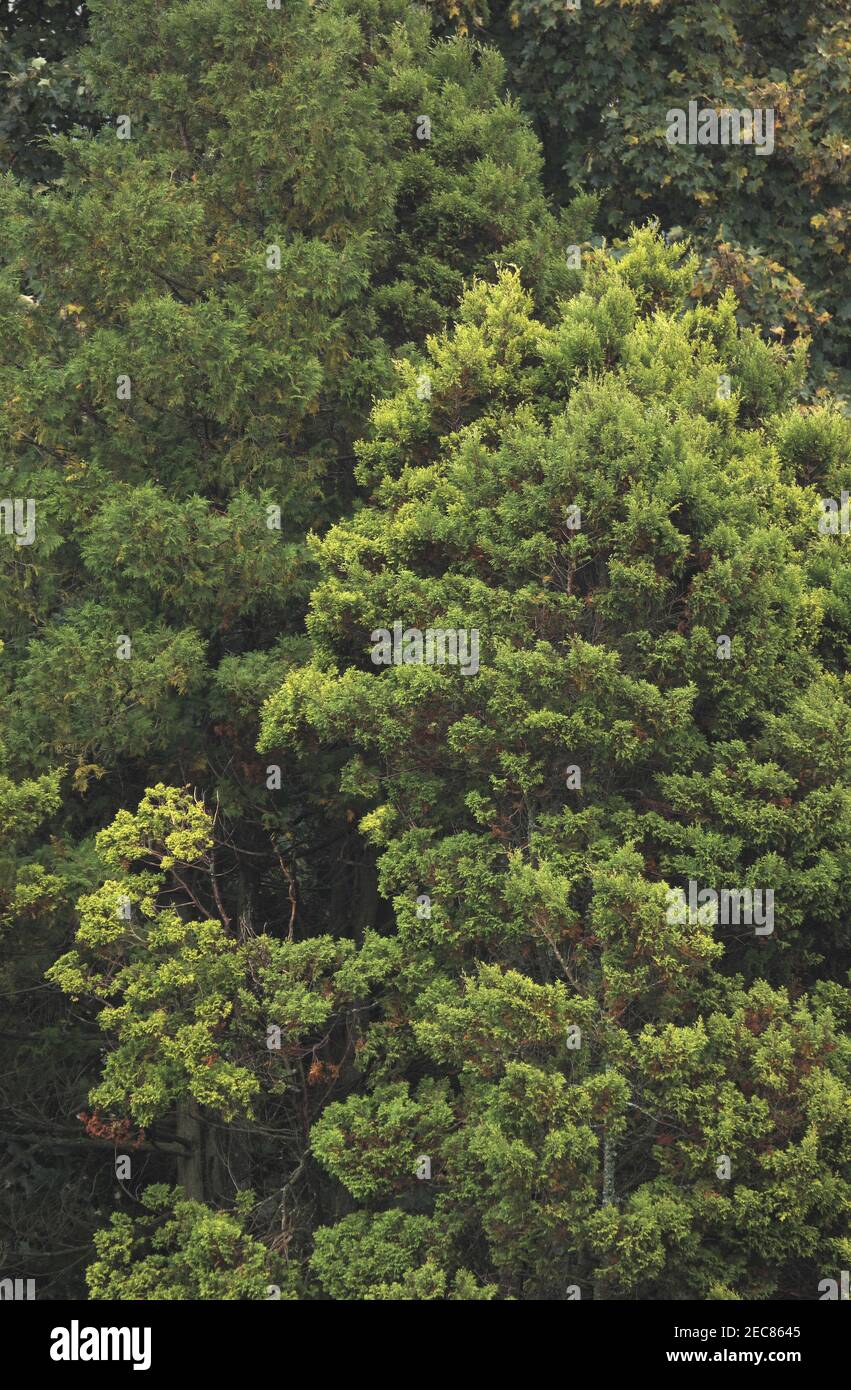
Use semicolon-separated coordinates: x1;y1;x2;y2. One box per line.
1;0;848;1305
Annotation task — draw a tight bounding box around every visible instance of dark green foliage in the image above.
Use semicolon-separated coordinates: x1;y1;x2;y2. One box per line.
0;0;586;1297
0;1;99;181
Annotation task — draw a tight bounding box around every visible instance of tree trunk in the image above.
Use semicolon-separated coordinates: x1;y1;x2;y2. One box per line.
175;1099;205;1200
593;1131;617;1300
602;1132;617;1208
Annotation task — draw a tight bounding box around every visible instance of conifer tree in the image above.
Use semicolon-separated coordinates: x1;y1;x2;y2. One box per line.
255;229;851;1298
0;0;585;1295
4;0;849;1306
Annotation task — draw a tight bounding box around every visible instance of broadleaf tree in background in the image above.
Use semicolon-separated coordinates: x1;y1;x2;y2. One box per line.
0;0;99;182
429;0;851;401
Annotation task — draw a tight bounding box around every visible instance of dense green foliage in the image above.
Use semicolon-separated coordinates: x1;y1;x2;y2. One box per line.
258;237;851;1297
85;1185;294;1301
0;0;588;1297
1;0;849;1302
430;0;851;397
